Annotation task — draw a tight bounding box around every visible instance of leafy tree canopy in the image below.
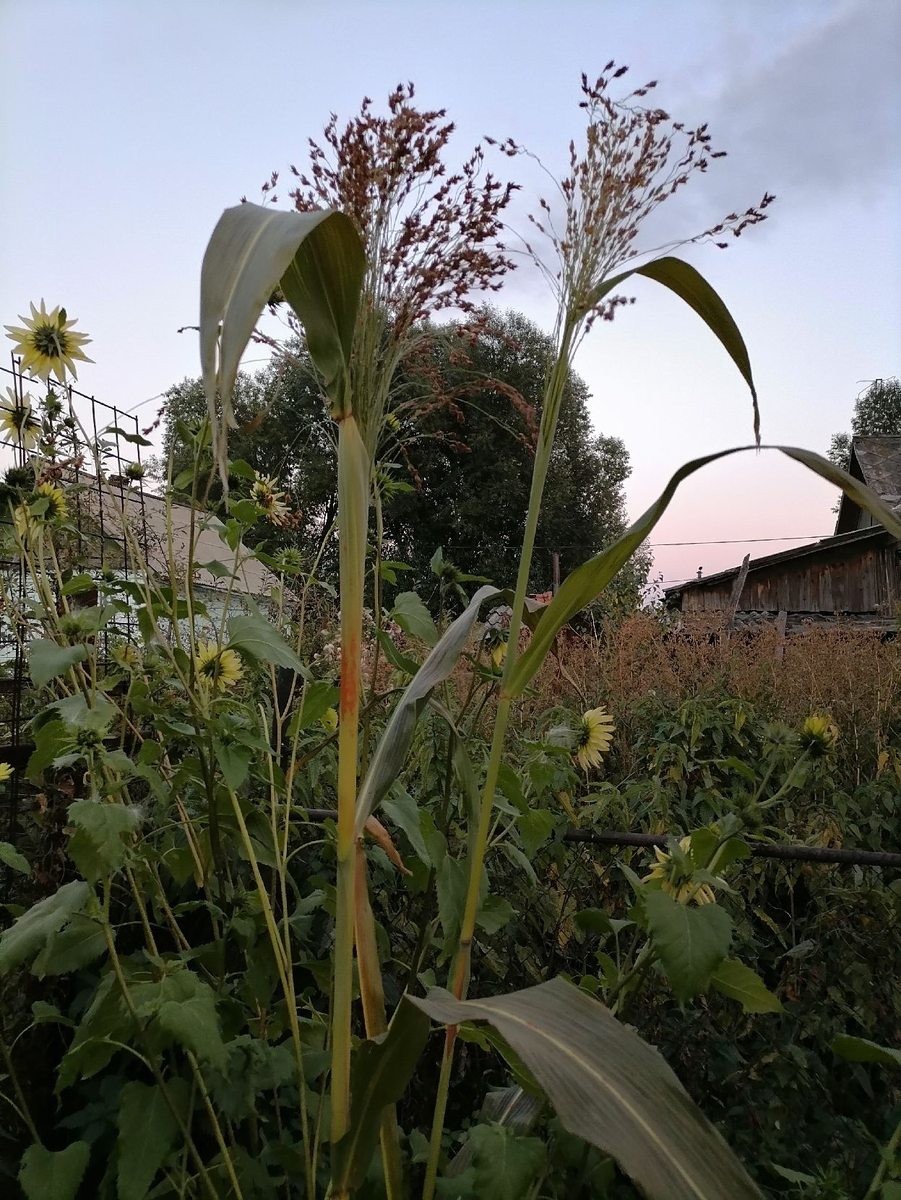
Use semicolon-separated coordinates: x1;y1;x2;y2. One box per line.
829;377;901;470
159;308;646;605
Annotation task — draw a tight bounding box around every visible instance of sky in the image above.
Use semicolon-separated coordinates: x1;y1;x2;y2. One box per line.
1;0;899;588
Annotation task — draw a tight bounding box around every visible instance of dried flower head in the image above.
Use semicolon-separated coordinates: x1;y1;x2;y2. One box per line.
250;471;291;526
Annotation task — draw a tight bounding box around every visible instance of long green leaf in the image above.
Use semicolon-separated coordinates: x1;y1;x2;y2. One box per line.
587;256;759;440
330;997;430;1191
507;445;901;697
200;202;364;475
353;585;499;838
0;881;90;975
411;977;762;1200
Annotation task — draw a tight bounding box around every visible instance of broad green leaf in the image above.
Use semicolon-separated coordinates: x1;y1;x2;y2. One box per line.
32;914;107;978
60;573;96;596
831;1034;901;1068
331;996;430;1192
293;679;340;731
68;800;141;883
354;585;499;837
0;880;90;974
412;977;761;1200
710;960;782;1014
375;629;420;676
517;809;555;859
19;1141;90;1200
156;982;226;1068
117;1079;183;1200
462;1125;546;1200
28;638;87;687
390;591;439;645
214;741;251;790
0;840;30;874
437;856;470;947
507;445;901;697
575;908;613;938
200;202;364;476
382;786;430;864
644;892;732;1002
476;895;515;935
227;612;306;673
26;720;69;778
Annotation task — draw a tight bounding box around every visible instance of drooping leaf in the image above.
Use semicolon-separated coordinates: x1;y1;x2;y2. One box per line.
156;981;227;1069
331;997;431;1192
293;679;341;731
32;914;108;978
200;202;364;475
375;629;421;676
0;840;30;874
507;445;901;697
644;892;732;1002
382;787;430;865
412;977;762;1200
461;1124;546;1200
0;880;90;974
28;638;87;688
68;800;142;883
586;256;759;439
19;1141;90;1200
227;612;307;673
390;591;439;645
517;809;555;859
117;1079;185;1200
710;960;782;1014
354;585;499;837
214;741;251;791
831;1035;901;1068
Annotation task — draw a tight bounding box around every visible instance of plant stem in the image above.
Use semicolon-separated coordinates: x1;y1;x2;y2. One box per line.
331;414;370;1149
865;1110;901;1198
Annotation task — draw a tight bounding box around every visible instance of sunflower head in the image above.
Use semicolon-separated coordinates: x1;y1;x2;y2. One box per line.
575;706;615;771
0;388;40;449
642;836;717;905
800;714;839;757
0;762;13;783
5;300;93;384
35;481;68;522
250;472;290;526
194;641;244;692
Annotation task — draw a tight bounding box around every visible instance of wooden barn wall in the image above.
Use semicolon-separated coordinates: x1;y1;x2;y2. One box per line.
681;545;901;614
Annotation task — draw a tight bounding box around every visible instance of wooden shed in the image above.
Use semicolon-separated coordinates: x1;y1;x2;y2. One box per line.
665;436;901;632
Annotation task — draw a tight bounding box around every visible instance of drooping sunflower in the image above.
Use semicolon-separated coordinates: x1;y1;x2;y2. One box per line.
250;472;290;526
643;836;718;905
5;300;93;384
194;641;244;692
35;481;68;521
0;388;40;449
574;706;615;771
799;713;839;757
0;762;13;783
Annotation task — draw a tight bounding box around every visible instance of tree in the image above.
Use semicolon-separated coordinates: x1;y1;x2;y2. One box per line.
829;377;901;470
160;308;646;603
383;308;643;599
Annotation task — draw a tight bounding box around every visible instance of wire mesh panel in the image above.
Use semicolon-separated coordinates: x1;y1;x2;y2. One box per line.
0;354;150;895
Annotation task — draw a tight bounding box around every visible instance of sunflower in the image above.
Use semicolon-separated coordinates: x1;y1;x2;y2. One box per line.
35;481;68;521
799;713;839;757
574;706;615;771
0;388;40;449
250;472;290;526
194;641;243;692
0;762;13;783
643;836;717;905
5;300;93;384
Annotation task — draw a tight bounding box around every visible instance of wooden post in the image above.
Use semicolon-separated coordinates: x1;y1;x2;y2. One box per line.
726;554;751;630
775;609;788;662
552;552;560;595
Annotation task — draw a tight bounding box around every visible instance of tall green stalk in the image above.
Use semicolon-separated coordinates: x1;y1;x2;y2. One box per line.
424;322;576;1200
331;413;370;1152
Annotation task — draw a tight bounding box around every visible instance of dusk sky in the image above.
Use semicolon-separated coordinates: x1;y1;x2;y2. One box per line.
1;0;898;588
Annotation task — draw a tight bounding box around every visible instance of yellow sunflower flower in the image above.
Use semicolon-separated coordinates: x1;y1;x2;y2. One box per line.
0;388;40;449
0;762;13;783
643;836;718;905
194;641;243;692
800;713;839;757
250;472;290;526
574;706;615;771
5;300;93;384
36;481;68;521
491;639;508;670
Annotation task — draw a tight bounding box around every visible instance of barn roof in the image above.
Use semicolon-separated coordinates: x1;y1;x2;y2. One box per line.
664;525;892;601
836;436;901;533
